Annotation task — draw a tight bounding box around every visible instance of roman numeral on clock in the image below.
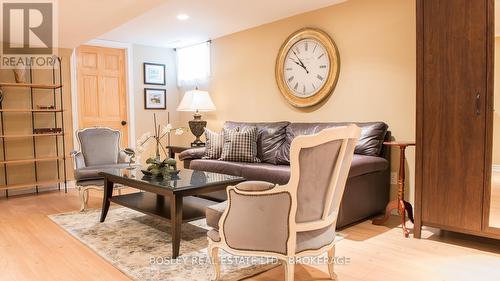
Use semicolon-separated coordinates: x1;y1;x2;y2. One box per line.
317;74;324;81
288;76;294;82
294;83;299;91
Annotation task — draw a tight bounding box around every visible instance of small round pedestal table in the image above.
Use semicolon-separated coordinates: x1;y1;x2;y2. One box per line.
372;141;415;238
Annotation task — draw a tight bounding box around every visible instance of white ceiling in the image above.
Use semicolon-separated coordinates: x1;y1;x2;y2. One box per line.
59;0;167;48
98;0;347;48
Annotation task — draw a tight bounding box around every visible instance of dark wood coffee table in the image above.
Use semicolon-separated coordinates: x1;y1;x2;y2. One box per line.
99;168;245;258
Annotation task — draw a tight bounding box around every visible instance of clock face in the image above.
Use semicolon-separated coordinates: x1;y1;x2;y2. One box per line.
275;28;340;108
283;39;330;98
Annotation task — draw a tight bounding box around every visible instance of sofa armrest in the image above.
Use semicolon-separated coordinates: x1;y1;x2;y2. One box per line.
234;181;276;192
179;147;206;161
118;150;129;164
71;151;86;169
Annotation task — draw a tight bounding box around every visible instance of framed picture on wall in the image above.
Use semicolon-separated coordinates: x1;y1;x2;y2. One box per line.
144;89;166;110
144;63;166;85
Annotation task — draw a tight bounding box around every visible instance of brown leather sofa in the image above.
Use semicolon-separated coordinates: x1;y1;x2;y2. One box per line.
179;121;391;228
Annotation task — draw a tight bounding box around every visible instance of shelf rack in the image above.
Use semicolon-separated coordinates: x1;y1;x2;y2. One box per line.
0;58;67;196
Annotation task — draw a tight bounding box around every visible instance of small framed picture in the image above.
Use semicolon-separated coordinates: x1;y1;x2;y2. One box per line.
144;89;166;110
144;63;166;85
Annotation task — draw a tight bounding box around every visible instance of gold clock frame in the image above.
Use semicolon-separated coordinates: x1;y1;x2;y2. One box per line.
275;28;340;108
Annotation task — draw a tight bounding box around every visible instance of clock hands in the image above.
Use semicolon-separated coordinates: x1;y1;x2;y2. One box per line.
291;50;309;74
289;58;305;70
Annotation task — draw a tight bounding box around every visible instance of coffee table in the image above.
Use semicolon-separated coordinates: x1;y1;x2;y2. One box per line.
99;168;245;258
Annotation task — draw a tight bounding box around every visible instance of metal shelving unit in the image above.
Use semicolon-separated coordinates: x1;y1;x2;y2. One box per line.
0;57;67;196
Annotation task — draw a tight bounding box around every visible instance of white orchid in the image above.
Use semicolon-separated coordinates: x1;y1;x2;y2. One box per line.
175;128;185;136
161;124;173;135
134;113;189;160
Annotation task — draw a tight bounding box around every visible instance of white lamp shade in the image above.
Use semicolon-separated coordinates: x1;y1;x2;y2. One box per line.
177;90;216;112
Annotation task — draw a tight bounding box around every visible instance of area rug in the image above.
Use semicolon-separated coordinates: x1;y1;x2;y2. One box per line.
49;207;279;281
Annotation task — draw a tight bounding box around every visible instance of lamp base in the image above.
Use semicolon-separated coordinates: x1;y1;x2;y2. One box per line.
188;114;207;147
191;140;205;147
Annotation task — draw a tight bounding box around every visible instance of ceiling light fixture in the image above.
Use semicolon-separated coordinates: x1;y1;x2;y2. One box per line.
177;14;189;21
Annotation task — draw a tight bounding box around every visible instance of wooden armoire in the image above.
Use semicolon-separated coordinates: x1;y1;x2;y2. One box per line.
415;0;500;239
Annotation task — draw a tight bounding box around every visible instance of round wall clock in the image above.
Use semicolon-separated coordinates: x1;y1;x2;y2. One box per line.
275;28;340;108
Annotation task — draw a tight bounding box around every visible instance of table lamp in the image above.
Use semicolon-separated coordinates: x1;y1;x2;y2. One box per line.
177;88;216;147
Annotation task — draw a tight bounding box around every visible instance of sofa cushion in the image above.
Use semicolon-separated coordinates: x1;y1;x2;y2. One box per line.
203;128;224;159
179;147;206;161
189;154;387;187
220;126;260;163
276;122;388;164
224;121;290;165
239;163;291;185
75;163;131;181
190;159;246;177
206;201;227;229
349;154;389;178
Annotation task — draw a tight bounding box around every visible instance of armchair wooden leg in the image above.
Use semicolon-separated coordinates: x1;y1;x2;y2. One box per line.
328;246;338;281
78;187;85;212
208;245;221;281
283;259;295;281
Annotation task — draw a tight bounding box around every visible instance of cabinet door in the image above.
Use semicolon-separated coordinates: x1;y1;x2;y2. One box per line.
420;0;487;231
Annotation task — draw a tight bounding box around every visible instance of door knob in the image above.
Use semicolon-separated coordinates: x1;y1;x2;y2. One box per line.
121;120;127;126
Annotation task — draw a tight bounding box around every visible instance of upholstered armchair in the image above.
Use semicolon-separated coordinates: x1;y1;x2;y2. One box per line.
207;125;361;281
72;127;131;211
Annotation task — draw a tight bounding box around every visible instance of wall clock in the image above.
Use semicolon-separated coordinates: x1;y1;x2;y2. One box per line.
275;28;340;108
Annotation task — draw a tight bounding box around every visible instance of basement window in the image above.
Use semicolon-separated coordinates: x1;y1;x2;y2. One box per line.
176;41;211;86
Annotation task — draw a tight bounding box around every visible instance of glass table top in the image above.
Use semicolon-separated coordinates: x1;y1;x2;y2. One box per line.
99;167;245;191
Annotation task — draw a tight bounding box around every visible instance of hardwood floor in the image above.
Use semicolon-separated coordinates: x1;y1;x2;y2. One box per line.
1;189;500;281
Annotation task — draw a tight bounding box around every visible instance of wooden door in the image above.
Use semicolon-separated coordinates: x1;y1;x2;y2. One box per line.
77;45;128;147
417;0;489;232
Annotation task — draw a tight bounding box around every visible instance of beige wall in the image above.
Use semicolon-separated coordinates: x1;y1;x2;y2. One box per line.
132;44;182;164
0;48;75;196
179;0;417;202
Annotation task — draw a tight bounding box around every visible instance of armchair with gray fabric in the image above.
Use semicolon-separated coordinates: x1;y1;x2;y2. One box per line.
207;125;361;281
72;127;131;211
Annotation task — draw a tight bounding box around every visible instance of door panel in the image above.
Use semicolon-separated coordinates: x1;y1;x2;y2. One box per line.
77;45;128;147
421;0;486;231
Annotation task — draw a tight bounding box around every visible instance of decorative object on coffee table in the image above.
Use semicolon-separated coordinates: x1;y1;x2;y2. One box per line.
123;148;136;169
143;157;179;178
135;113;187;162
372;141;415;238
177;88;216;147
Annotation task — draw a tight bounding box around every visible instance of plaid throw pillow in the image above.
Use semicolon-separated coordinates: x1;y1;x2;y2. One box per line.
219;126;260;163
203;128;224;159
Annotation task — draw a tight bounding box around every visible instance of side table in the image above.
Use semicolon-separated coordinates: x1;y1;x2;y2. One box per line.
166;146;195;159
372;141;415;237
